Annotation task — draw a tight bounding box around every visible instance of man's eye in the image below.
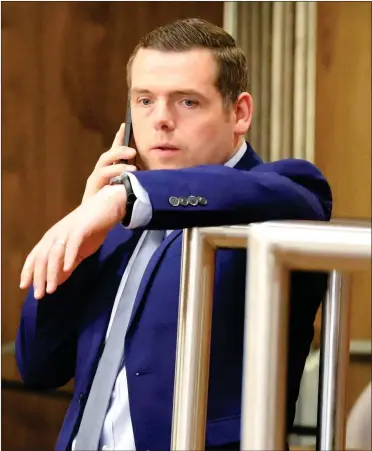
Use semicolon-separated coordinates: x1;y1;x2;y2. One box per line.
182;99;198;107
139;98;152;106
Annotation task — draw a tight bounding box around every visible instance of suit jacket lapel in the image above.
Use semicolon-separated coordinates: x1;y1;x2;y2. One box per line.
127;229;183;331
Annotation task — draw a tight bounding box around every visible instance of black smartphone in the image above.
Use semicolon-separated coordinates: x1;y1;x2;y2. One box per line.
120;101;134;164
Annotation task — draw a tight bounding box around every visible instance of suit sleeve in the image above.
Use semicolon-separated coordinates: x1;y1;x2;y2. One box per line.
132;158;332;229
15;251;99;389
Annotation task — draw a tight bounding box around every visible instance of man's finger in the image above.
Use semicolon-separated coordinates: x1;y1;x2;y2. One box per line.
33;245;51;299
46;240;68;294
20;243;41;289
95;147;136;169
111;123;125;148
99;164;137;181
63;231;84;273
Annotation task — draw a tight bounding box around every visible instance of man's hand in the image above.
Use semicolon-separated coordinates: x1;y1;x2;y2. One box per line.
20;185;127;299
82;123;137;203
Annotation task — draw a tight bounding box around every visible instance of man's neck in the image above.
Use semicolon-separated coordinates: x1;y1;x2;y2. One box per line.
235;136;245;152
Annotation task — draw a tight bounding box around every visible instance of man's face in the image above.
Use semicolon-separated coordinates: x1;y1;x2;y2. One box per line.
130;48;249;170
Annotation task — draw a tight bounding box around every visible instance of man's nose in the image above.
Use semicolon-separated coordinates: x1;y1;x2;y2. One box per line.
153;103;175;132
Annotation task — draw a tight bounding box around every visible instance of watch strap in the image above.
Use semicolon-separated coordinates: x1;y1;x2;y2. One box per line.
110;173;137;226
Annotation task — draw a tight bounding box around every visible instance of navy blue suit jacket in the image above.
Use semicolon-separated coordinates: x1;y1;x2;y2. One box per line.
16;144;332;450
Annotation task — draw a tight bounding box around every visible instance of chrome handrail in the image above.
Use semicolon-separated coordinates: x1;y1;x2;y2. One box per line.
171;220;371;451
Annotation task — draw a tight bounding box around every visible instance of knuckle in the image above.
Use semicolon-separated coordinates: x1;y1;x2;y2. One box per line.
35;240;47;257
95;151;109;166
49;244;63;256
102;148;111;157
111;147;123;157
86;173;95;184
42;230;52;241
98;167;111;179
37;248;49;262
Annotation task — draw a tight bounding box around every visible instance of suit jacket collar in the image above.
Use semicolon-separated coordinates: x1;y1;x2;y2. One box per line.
234;141;263;171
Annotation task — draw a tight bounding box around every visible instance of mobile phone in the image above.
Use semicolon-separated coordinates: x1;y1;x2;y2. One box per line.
120;101;134;164
123;101;133;150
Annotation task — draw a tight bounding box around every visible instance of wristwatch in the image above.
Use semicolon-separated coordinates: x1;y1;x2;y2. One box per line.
110;173;137;226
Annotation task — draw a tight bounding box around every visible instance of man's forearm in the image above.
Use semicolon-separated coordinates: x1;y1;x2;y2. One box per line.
124;160;332;230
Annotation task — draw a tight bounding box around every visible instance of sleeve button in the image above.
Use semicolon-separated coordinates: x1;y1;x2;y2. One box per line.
179;197;189;206
169;196;180;207
198;196;208;206
188;195;198;206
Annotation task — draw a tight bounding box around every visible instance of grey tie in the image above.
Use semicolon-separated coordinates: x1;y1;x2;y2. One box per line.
74;229;165;450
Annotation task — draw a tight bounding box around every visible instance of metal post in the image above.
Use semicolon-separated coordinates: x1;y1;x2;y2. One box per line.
170;221;370;451
171;228;216;450
317;271;351;450
241;230;290;450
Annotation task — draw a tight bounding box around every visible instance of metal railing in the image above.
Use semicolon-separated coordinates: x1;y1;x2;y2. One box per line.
171;220;371;451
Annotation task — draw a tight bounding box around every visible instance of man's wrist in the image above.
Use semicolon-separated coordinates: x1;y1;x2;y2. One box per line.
107;184;127;222
110;173;137;226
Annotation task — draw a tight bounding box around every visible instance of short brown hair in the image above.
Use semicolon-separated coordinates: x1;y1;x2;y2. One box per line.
126;18;249;107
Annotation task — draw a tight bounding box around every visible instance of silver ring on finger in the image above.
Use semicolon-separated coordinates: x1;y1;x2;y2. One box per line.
55;239;66;247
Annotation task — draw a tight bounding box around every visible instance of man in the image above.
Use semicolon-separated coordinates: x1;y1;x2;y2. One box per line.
16;18;332;451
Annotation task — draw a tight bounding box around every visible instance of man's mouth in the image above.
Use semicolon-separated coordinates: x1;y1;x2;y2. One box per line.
151;144;179;150
151;144;180;154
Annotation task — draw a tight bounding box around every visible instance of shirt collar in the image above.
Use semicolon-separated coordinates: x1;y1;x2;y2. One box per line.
225;141;247;168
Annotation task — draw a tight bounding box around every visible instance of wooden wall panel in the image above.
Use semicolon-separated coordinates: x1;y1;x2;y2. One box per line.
2;388;71;451
314;1;371;415
2;0;223;376
315;2;371;220
1;3;223;450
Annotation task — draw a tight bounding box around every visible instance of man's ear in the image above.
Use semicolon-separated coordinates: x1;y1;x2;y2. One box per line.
234;92;253;136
